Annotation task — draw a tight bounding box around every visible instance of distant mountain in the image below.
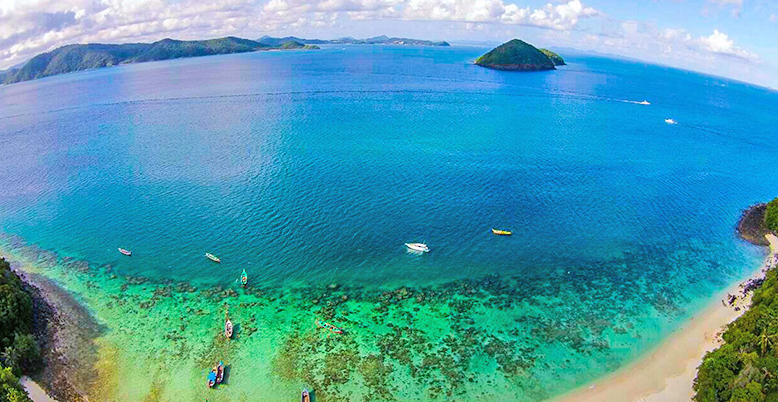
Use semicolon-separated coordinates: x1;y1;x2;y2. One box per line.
2;36;318;85
539;49;566;66
258;35;449;47
475;39;557;71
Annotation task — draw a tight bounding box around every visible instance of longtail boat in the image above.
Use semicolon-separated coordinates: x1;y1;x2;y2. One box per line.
302;389;311;402
241;269;248;287
491;228;512;236
215;361;224;384
225;319;233;339
118;248;132;256
207;369;217;388
316;319;343;334
205;253;221;263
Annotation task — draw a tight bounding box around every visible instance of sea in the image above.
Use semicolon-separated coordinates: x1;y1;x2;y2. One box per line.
0;44;776;402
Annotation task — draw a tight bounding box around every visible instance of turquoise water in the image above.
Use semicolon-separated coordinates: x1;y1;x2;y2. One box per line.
0;45;776;401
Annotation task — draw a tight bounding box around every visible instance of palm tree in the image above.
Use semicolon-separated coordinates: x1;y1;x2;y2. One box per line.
758;328;778;356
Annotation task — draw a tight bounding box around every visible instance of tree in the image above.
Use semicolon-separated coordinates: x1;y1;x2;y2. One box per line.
0;364;31;402
728;381;764;402
767;198;778;234
1;334;40;375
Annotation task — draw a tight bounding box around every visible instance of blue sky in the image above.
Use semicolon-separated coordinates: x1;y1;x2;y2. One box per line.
1;0;776;88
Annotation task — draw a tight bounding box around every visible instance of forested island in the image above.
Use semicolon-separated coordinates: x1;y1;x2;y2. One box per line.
475;39;565;71
1;34;450;85
694;198;778;402
258;35;449;47
1;36;315;85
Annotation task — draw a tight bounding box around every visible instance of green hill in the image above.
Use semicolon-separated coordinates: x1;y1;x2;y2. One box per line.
2;36;302;85
475;39;556;71
539;48;566;66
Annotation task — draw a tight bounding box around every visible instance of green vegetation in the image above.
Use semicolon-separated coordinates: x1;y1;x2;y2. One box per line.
539;48;566;66
0;258;37;402
2;36;322;85
694;199;778;402
0;364;31;402
475;39;557;71
279;40;306;50
766;198;778;235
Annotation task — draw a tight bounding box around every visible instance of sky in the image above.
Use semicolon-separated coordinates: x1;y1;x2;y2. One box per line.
0;0;776;88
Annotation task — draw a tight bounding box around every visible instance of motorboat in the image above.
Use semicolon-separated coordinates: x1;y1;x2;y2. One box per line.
405;243;430;253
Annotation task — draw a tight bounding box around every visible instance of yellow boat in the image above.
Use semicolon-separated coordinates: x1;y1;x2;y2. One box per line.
491;228;512;236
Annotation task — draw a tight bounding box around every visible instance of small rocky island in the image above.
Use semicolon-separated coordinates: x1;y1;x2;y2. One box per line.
540;48;566;66
475;39;565;71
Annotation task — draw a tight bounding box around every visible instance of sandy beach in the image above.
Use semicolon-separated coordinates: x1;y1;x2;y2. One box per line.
551;234;778;402
20;377;60;402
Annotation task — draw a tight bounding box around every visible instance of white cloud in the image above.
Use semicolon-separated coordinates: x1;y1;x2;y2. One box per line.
696;29;757;61
402;0;598;30
706;0;743;17
708;0;743;6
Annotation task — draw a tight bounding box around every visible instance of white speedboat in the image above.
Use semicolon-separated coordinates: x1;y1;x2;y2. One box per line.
665;118;677;125
638;100;650;105
405;243;430;253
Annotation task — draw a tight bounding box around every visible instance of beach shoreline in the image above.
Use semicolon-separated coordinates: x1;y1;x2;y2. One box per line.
550;233;778;402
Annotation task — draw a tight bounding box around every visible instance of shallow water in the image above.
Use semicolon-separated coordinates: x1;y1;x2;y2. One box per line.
0;45;776;401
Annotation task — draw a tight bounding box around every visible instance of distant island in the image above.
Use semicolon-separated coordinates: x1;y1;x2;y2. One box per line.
475;39;565;71
1;34;450;85
258;35;450;47
1;36;321;85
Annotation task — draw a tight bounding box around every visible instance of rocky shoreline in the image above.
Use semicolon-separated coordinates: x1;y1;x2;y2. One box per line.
11;264;103;402
736;203;770;246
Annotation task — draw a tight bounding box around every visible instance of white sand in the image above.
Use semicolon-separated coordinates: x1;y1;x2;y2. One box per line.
551;234;778;402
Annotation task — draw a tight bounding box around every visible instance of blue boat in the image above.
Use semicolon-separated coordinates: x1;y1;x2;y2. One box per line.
207;370;217;389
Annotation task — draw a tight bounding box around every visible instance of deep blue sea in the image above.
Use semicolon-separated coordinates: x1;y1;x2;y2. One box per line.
1;45;777;401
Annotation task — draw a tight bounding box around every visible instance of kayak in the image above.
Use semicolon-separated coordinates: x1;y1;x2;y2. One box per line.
240;269;248;287
118;248;132;256
205;253;221;263
316;319;343;334
491;228;512;236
